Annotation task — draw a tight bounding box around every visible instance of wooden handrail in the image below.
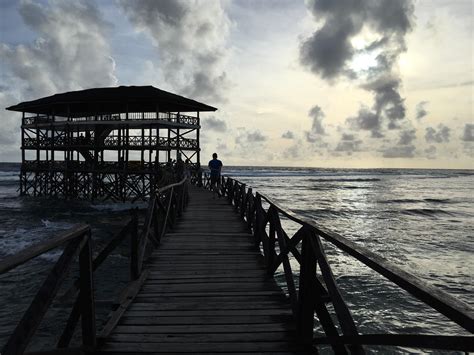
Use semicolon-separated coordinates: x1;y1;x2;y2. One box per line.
156;177;187;193
1;178;190;354
258;191;474;333
199;173;474;353
0;224;90;275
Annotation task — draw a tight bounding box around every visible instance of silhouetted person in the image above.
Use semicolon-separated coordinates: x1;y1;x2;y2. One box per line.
176;157;184;180
184;159;191;179
208;153;223;199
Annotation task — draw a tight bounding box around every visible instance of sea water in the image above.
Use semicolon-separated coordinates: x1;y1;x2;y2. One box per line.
0;163;472;352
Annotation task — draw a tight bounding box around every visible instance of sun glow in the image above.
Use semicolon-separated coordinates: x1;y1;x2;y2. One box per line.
350;52;378;72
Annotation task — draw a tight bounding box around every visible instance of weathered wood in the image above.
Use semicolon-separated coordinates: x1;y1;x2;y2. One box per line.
119;314;293;325
93;219;132;272
57;293;81;348
130;209;139;281
79;233;96;348
310;234;364;354
258;190;474;334
2;237;83;355
124;309;292;317
95;184;298;354
99;270;149;339
0;224;89;275
113;323;294;334
25;348;83;355
99;341;305;353
296;233;319;346
106;331;296;343
141;283;280;292
270;206;298;317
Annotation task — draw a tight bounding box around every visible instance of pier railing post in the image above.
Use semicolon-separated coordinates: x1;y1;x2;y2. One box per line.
79;230;96;348
246;187;254;231
297;229;317;345
254;194;263;247
130;208;139;281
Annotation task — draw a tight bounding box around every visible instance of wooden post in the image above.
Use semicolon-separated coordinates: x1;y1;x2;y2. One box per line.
297;229;317;345
196;111;200;165
1;237;82;355
79;231;96;348
254;194;262;247
130;208;139;280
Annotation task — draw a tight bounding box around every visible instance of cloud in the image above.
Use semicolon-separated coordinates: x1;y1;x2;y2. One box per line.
235;129;267;145
0;0;116;151
281;130;295;139
425;145;437;159
382;128;417;158
305;105;326;142
461;123;474;142
283;144;303;159
334;132;362;155
300;0;414;81
0;91;21;151
398;129;416;145
302;0;414;137
216;142;227;151
119;0;231;102
425;124;450;143
347;76;406;136
382;145;416;158
416;101;429;120
246;131;267;143
0;0;117;99
346;106;383;138
202;116;227;132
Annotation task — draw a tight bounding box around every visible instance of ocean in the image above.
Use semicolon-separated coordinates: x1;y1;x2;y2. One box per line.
0;163;472;353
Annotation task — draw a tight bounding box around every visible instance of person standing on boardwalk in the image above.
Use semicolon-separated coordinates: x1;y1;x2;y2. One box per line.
208;153;223;199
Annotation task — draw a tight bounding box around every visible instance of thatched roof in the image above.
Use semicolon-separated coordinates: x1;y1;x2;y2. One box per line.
6;86;217;116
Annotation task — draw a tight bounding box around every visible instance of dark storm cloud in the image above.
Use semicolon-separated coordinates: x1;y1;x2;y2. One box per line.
425;124;450;144
302;0;414;137
281;130;295;139
300;17;357;80
461;124;474;142
202;117;227;132
119;0;230;102
416;101;429;120
300;0;414;80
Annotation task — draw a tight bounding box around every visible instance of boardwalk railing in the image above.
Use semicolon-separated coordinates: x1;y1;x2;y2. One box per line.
0;178;189;355
202;173;473;353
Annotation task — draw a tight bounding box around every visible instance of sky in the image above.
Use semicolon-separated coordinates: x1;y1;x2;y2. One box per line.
0;0;473;169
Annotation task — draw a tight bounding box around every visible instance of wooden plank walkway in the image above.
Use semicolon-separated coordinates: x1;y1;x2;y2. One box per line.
96;185;306;354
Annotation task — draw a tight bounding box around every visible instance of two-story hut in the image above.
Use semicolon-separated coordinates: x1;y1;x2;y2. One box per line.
6;86;216;201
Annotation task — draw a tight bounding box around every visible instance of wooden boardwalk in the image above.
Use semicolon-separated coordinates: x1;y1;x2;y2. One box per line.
96;185;305;354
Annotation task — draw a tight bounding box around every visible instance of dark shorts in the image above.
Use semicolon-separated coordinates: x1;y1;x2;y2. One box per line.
210;175;220;186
